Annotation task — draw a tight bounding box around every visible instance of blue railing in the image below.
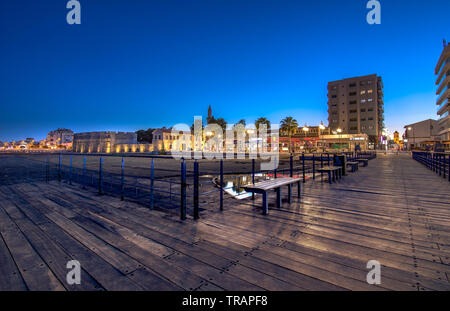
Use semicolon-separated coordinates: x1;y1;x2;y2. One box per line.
412;152;450;182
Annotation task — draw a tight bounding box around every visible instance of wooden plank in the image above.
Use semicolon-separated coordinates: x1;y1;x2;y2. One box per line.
0;205;65;291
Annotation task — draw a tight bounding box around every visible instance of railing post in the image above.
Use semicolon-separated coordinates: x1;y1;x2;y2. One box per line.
82;157;86;189
58;153;62;182
98;156;103;195
448;154;450;182
121;157;125;201
443;154;447;179
251;158;255;201
289;154;293;177
193;161;199;220
180;160;187;220
302;153;306;183
46;156;49;183
312;154;316;180
220;159;224;211
150;159;154;209
321;153;324;168
327;153;330;166
69;155;73;185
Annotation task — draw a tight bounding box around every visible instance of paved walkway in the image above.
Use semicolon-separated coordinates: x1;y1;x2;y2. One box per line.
0;154;449;291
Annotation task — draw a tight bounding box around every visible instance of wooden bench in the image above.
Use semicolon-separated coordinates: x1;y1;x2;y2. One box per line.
346;161;359;172
316;166;342;184
355;158;369;167
243;177;302;215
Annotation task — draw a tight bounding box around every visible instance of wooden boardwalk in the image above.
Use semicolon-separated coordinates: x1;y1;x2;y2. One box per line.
0;154;449;291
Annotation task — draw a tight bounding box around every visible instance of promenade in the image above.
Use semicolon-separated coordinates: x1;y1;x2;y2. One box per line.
0;154;449;291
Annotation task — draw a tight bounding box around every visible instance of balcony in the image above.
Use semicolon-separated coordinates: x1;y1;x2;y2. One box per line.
436;61;450;85
436;75;450;95
437;99;449;115
435;45;450;75
436;88;450;106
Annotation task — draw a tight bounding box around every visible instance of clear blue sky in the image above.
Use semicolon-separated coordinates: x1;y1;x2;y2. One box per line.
0;0;449;141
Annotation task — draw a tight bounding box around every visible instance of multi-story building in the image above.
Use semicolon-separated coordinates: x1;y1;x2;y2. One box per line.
152;129;193;152
435;40;450;145
46;128;74;149
327;74;384;148
72;131;143;153
404;119;440;150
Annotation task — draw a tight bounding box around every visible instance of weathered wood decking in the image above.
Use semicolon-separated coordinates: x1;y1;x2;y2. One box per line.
0;154;449;291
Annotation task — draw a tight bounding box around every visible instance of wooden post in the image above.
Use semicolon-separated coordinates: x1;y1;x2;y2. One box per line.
193;161;199;220
180;160;187;220
220;159;224;211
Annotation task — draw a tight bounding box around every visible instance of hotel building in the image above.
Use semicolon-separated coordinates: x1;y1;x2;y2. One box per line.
435;40;450;145
327;74;384;148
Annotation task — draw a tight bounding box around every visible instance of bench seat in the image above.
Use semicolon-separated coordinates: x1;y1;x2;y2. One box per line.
317;166;342;184
244;177;302;215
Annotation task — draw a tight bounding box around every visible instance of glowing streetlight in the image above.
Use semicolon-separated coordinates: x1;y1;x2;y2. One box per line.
302;124;309;132
337;128;342;134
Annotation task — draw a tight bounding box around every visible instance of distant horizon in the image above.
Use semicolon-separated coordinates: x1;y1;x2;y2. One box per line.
1;0;448;142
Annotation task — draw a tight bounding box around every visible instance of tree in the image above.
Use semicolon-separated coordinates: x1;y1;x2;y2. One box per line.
255;117;271;131
207;116;227;132
136;128;154;143
237;119;246;127
280;117;299;153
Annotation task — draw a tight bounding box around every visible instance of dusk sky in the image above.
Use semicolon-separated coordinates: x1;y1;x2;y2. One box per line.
1;0;449;141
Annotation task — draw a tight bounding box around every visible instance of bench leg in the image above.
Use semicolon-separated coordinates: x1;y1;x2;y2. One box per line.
328;171;332;184
276;188;281;209
297;181;301;199
287;184;292;204
262;192;268;215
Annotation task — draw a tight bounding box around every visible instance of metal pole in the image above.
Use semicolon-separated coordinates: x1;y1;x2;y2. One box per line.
251;158;255;201
302;154;305;183
220;159;224;211
194;161;199;220
180;160;187;220
98;156;103;195
121;157;125;201
150;159;154;209
58;153;62;182
69;155;72;185
312;154;316;180
46;156;49;183
82;157;86;189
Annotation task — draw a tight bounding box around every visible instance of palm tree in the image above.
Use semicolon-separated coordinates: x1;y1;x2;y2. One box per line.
280;117;299;153
255;117;271;131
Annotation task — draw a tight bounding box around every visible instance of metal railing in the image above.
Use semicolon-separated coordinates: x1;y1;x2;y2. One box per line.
412;152;450;182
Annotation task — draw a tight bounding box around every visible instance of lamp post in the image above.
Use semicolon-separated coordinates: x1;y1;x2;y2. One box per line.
319;122;326;152
302;124;309;152
407;127;414;151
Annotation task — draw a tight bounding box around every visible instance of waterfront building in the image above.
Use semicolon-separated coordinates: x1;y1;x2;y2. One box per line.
46;128;74;149
404;119;440;150
327;74;384;149
435;39;450;147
